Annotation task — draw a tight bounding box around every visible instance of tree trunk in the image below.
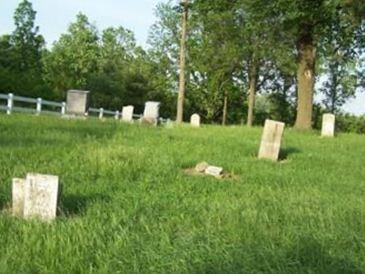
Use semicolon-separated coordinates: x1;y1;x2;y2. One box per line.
246;60;258;127
222;92;228;125
295;26;316;130
176;0;188;124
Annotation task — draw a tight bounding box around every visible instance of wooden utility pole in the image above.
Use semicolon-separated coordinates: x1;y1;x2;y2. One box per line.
176;0;188;124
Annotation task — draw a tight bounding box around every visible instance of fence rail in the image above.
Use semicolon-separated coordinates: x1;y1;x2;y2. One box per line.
0;92;169;123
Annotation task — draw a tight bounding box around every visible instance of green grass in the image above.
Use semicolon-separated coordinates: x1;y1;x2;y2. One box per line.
0;114;365;274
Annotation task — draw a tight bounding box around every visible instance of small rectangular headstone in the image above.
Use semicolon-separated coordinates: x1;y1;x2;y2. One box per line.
122;106;134;122
12;178;25;217
258;119;285;161
23;173;59;221
321;114;335;137
190;114;201;127
205;166;223;178
142;101;160;125
66;90;90;115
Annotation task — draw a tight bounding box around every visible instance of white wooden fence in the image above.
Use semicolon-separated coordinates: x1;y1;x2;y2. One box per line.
0;92;168;122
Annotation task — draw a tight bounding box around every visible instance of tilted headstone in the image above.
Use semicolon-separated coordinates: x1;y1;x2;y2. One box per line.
190;114;201;127
142;101;160;125
122;106;134;122
66;90;90;115
258;119;285;161
12;178;25;217
321;114;335;137
23;173;59;221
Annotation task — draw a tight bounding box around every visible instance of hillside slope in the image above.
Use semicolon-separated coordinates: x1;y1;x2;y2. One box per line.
0;114;364;273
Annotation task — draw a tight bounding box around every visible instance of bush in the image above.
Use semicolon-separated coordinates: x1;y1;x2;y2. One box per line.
336;114;365;134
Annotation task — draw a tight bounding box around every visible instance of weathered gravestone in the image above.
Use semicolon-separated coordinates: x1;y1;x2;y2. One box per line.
258;119;285;161
142;101;160;125
205;166;223;178
66;90;90;116
23;173;59;221
122;105;134;122
190;114;201;127
321;114;335;137
12;178;25;217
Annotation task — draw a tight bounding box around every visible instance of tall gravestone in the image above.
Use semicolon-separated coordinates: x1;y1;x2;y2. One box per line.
12;178;25;217
321;114;335;137
258;119;285;161
142;101;160;125
122;106;134;122
23;173;59;221
190;114;201;127
66;90;90;116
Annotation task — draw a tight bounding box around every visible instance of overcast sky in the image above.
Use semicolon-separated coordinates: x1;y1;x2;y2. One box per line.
0;0;363;115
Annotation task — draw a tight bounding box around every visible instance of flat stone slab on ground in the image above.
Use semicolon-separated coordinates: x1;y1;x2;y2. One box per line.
258;119;285;161
195;162;209;173
23;173;59;221
205;166;224;178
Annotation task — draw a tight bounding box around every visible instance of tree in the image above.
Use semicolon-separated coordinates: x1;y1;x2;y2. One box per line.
43;13;99;99
6;0;47;97
319;10;365;113
263;0;365;129
176;0;189;123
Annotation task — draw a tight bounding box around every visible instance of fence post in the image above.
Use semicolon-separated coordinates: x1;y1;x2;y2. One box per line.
61;102;66;115
99;108;104;119
36;98;42;115
7;93;13;115
115;111;120;120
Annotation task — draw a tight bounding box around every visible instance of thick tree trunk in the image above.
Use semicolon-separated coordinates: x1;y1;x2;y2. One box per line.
222;92;228;125
295;26;316;130
246;61;258;127
176;0;188;124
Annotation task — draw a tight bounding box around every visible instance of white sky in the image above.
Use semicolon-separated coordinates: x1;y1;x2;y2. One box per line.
0;0;363;115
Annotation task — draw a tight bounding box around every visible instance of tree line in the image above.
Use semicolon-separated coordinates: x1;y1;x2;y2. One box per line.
0;0;364;128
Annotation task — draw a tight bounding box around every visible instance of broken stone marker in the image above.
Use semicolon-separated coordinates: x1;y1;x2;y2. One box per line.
23;173;59;221
321;114;335;137
122;105;134;123
195;162;209;173
12;178;25;217
142;101;160;125
190;114;201;127
258;119;285;161
66;90;90;116
205;166;224;178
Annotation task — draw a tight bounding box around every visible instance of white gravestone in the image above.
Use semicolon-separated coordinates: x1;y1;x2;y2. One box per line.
321;114;335;137
190;114;201;127
12;178;25;217
258;119;285;161
142;101;160;125
66;90;90;115
205;166;223;178
23;173;59;221
122;106;134;122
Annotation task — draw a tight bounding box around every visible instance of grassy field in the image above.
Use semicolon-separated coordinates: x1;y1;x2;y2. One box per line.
0;114;364;273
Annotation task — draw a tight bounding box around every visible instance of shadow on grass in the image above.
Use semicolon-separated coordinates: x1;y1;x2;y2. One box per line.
285;237;362;274
59;193;111;217
194;237;362;273
0;194;7;212
279;146;301;161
